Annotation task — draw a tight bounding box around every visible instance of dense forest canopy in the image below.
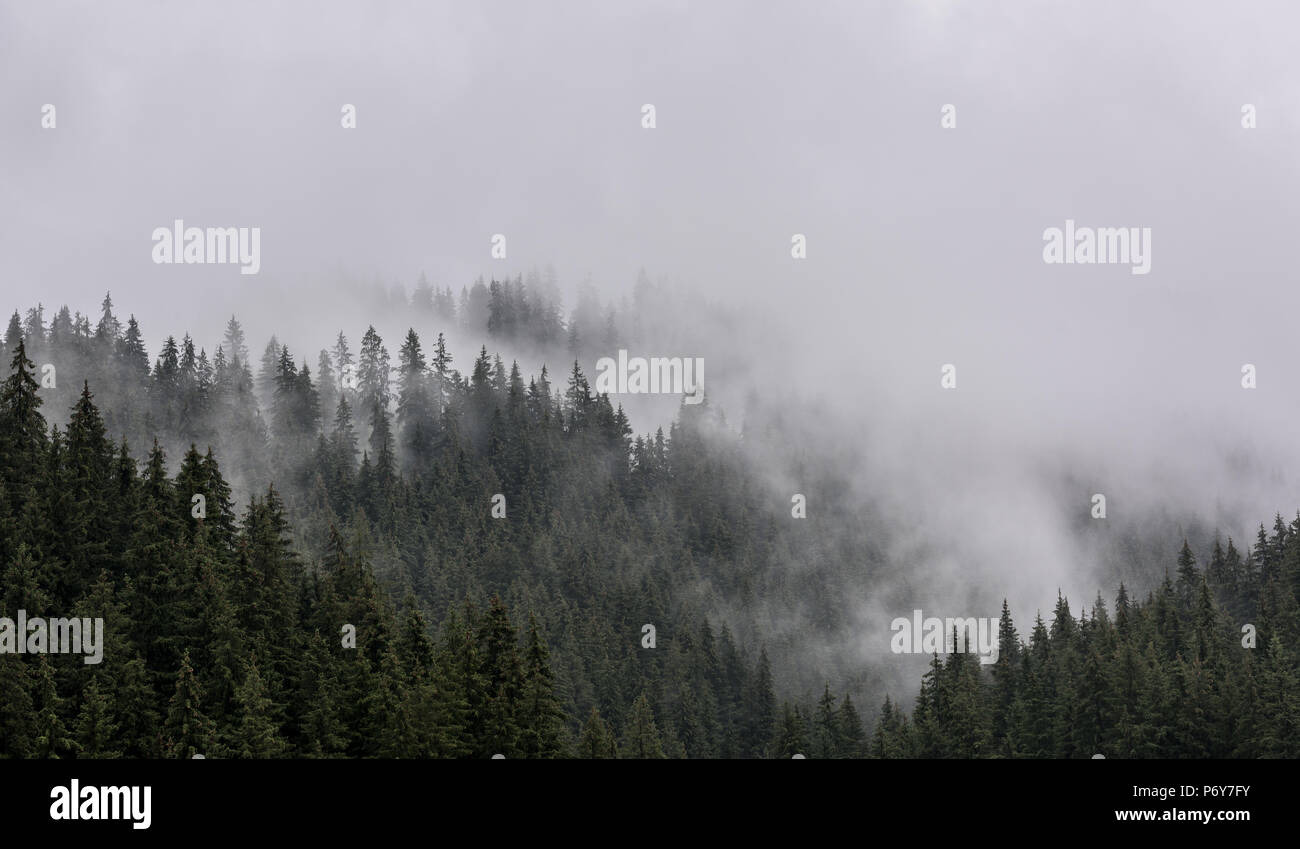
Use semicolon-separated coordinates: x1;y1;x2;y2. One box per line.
1;286;1298;757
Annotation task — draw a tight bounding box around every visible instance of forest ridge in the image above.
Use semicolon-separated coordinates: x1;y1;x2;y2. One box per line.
1;288;1297;758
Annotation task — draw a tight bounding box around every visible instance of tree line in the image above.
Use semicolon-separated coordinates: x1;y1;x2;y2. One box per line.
4;291;1296;757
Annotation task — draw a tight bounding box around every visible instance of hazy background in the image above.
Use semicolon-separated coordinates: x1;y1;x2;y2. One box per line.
4;0;1299;687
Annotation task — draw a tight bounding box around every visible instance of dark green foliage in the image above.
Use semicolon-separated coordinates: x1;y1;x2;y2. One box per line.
872;530;1300;758
7;292;1297;759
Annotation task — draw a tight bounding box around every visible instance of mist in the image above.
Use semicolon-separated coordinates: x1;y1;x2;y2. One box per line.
5;0;1299;707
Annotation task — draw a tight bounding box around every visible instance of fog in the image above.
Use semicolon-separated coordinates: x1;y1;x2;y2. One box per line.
4;0;1298;699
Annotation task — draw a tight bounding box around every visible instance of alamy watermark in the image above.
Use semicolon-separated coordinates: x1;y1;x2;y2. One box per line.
50;780;150;829
151;219;261;275
1042;219;1151;275
594;350;703;404
0;610;103;664
890;609;999;665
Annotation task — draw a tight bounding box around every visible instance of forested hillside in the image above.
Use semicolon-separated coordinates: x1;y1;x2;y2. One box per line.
875;531;1300;758
1;290;1297;758
0;290;851;758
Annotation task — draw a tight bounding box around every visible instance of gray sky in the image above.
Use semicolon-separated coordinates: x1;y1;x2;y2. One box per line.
4;0;1299;668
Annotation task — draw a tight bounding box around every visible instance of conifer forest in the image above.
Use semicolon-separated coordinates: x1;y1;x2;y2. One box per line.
5;2;1298;780
2;284;1297;760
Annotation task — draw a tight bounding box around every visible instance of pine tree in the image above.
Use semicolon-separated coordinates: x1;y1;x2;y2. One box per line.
578;707;619;758
164;650;214;758
740;648;777;758
517;614;565;758
0;655;35;758
1176;540;1200;610
812;685;841;759
229;659;287;758
32;656;74;758
991;598;1021;750
0;340;48;522
4;311;23;352
431;333;452;413
772;704;809;758
357;326;391;417
74;679;122;758
95;292;121;345
120;316;151;382
622;692;665;759
838;694;866;758
478;596;524;756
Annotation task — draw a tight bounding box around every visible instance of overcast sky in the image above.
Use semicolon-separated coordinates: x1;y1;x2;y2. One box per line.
4;0;1299;645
